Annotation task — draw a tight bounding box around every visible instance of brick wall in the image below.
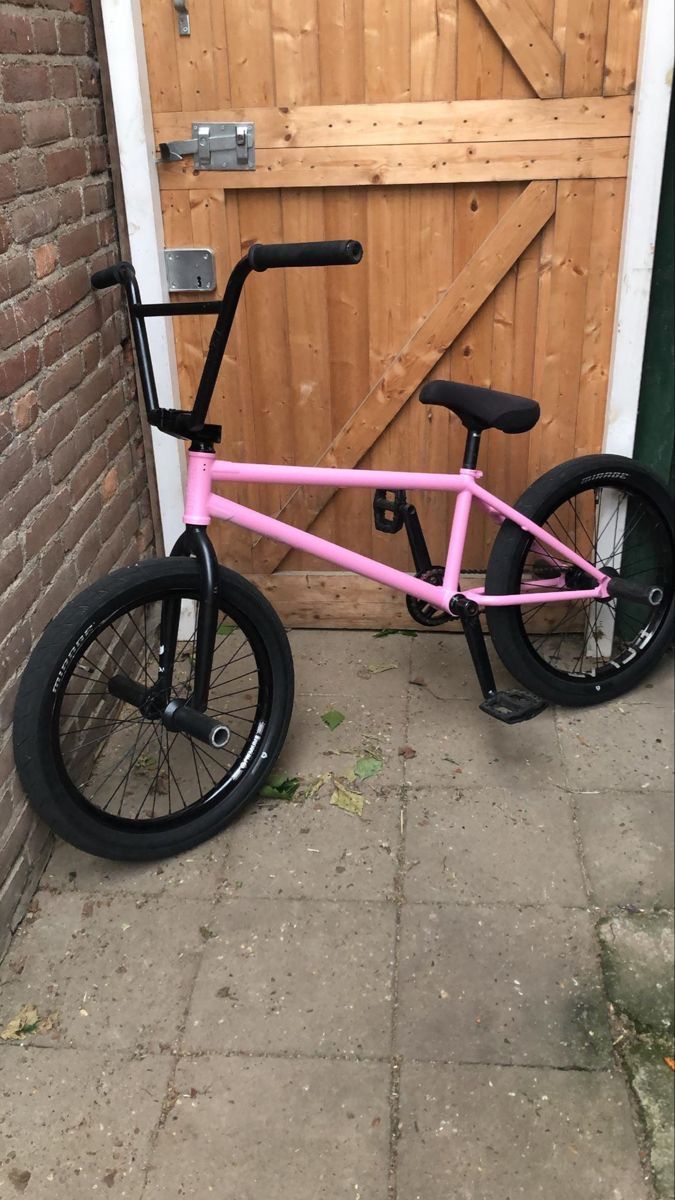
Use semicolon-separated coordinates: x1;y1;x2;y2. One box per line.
0;0;155;957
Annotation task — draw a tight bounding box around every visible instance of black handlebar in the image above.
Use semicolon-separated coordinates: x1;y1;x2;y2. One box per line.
91;261;137;290
93;239;364;444
247;239;363;272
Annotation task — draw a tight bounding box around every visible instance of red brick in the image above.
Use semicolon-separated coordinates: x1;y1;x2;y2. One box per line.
0;14;33;54
37;351;85;410
32;17;59;54
0;440;33;498
50;63;78;98
24;489;70;558
3;63;50;102
12;391;38;433
42;327;63;366
51;424;90;483
0;412;12;455
78;62;100;98
88;141;108;174
0;163;17;203
59;187;83;224
68;103;97;139
14;290;50;342
58;19;87;55
0;307;20;352
0;113;22;155
60;490;99;553
58;221;99;266
0;541;23;595
47;264;90;318
24;106;69;148
34;243;59;279
71;441;106;501
45;146;87;187
61;299;100;351
5;464;50;529
0;255;30;304
0;344;40;400
11;197;60;244
83;179;110;216
16;152;47;195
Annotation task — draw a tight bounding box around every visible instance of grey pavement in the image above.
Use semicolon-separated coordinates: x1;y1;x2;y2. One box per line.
0;631;673;1199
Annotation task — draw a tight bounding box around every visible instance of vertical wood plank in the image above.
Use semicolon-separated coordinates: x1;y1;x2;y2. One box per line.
604;0;643;95
318;0;366;103
364;0;411;101
531;179;596;477
224;0;275;106
161;191;207;407
575;178;626;455
140;0;181;112
175;0;230;109
410;0;458;102
271;0;321;106
563;0;611;96
456;0;504;99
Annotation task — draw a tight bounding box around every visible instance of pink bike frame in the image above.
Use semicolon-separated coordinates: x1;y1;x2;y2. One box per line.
183;452;611;615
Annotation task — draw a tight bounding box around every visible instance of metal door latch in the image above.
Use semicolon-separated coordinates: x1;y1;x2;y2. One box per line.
159;123;255;172
173;0;190;36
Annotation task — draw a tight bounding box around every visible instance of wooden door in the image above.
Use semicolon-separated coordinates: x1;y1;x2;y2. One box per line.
140;0;640;627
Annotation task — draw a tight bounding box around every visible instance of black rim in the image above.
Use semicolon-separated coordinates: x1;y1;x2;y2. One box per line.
512;482;673;682
51;581;272;829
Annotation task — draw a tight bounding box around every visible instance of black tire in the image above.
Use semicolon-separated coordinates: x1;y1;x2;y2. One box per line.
13;558;294;860
485;455;674;706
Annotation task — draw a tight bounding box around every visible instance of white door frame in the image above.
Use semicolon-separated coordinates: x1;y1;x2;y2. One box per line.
100;0;673;547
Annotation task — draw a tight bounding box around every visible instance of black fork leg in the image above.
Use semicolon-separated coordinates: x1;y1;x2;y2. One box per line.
171;525;220;712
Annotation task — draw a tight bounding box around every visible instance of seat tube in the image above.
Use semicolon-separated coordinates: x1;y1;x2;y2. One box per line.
443;479;474;594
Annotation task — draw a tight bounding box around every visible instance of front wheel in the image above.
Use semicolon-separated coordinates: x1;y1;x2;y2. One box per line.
13;559;294;860
485;455;674;706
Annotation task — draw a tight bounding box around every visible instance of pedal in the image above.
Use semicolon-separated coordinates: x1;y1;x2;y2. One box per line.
479;690;548;724
373;489;407;534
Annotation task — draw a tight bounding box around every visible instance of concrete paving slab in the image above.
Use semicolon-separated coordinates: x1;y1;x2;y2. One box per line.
0;890;210;1053
408;630;516;700
405;691;564;791
143;1055;390;1200
623;1043;675;1199
598;911;674;1035
184;897;396;1057
397;1062;650;1200
221;789;401;901
609;649;674;710
577;790;675;908
276;693;406;788
397;904;611;1067
289;628;413;701
556;703;674;792
0;1047;171;1199
404;785;586;906
44;835;229;900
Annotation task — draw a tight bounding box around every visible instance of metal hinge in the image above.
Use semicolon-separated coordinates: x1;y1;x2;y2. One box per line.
158;123;255;172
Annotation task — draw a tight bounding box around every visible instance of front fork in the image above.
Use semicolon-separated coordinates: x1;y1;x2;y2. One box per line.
169;525;220;711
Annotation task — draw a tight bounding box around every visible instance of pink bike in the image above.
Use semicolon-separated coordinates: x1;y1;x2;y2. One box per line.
14;241;674;860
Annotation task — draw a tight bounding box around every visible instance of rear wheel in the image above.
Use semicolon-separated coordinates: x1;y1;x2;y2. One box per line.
485;455;674;706
13;559;294;860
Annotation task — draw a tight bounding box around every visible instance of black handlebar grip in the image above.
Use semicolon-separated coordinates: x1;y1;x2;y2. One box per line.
91;261;136;290
247;239;363;272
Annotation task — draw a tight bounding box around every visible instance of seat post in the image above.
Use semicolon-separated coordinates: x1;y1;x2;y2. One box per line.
462;428;482;470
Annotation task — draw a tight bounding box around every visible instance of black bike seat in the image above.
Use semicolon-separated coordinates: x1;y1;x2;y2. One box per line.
420;379;540;434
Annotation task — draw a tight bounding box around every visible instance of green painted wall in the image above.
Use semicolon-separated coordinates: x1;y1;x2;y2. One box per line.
634;95;674;487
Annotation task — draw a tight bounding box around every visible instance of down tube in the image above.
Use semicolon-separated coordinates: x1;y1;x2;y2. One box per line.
208;494;448;611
